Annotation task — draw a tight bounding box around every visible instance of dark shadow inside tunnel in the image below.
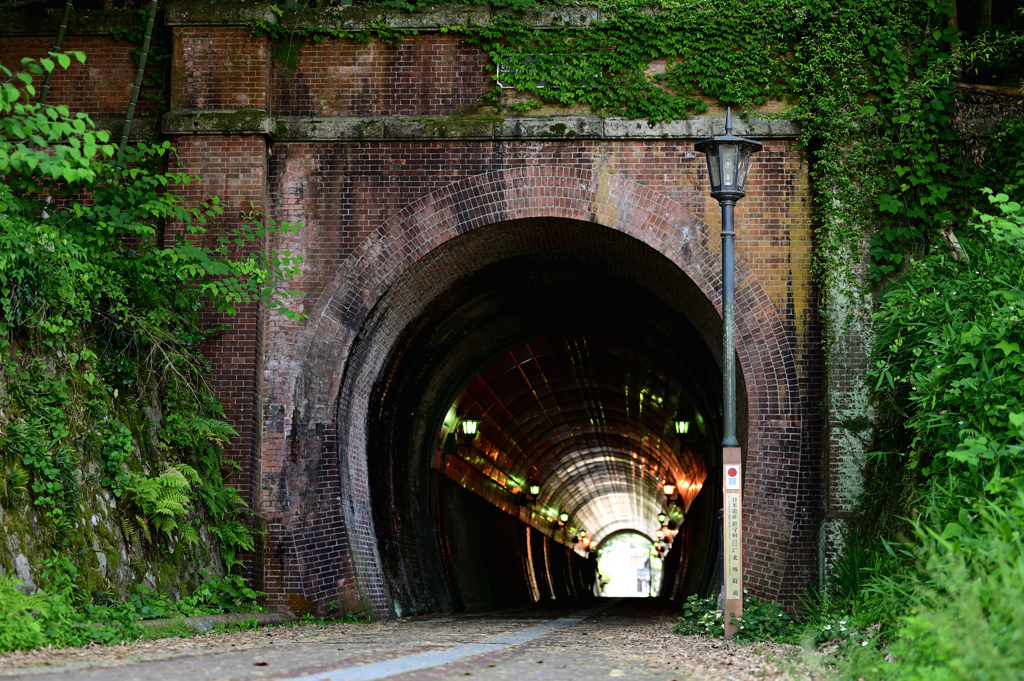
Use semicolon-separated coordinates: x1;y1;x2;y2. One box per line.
354;218;747;617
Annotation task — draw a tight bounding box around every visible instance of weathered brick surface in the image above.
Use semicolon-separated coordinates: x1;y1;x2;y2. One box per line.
171;27;270;110
16;20;824;616
0;36;161;118
167;136;271;582
271;36;493;116
262;155;819;614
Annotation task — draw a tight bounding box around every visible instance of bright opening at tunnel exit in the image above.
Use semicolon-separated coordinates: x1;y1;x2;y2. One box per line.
597;534;663;598
360;217;746;616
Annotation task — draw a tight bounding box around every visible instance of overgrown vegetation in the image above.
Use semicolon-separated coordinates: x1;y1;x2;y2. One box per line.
0;555;262;652
674;592;798;643
0;52;301;648
822;191;1024;679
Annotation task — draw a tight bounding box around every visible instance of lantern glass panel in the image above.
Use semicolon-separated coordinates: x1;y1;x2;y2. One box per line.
706;150;721;191
721;144;739;188
459;419;480;436
736;146;753;191
529;484;540;495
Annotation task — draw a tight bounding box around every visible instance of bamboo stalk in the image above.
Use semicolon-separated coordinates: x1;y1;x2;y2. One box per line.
119;0;159;152
38;0;73;105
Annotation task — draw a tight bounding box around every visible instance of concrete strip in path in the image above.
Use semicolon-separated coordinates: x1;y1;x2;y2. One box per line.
279;605;611;681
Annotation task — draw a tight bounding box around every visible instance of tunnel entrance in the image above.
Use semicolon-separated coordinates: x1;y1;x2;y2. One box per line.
358;217;743;616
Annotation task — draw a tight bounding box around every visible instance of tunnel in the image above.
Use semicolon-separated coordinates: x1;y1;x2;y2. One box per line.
351;217;747;616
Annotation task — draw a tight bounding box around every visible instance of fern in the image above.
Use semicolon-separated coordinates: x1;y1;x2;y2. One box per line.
123;464;201;541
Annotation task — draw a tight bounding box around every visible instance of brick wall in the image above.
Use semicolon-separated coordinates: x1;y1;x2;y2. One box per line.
0;35;162;119
264;159;818;614
8;12;825;616
271;36;493;116
171;27;270;110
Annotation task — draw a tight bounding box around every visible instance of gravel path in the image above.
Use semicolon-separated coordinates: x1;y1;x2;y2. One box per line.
0;599;829;680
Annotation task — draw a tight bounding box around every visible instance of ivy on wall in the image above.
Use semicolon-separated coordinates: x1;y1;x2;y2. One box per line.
254;0;1023;287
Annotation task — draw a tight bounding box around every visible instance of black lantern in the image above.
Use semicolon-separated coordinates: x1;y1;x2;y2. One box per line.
459;418;481;437
694;108;762;203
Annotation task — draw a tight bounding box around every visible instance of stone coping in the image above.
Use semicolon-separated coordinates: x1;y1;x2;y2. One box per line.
0;2;609;35
0;8;143;36
92;117;158;142
166;1;604;29
162;109;800;141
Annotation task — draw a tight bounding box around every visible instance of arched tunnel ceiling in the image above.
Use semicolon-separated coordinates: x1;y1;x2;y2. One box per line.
455;336;709;545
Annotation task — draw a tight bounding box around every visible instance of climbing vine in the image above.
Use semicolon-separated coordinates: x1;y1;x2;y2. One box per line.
254;0;1023;287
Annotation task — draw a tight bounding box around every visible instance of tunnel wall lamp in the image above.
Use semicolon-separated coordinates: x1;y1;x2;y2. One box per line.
458;418;480;437
674;420;690;435
696;107;761;640
441;417;481;464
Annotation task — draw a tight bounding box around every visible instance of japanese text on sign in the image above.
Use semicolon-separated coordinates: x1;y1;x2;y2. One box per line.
724;492;741;600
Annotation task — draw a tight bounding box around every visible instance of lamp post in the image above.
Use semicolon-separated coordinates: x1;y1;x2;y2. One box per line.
695;108;762;639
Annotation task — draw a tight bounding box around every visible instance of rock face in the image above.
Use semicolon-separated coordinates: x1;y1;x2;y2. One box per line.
0;379;225;599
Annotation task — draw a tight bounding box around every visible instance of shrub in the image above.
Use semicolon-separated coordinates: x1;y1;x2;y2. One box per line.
673;591;798;643
673;593;724;637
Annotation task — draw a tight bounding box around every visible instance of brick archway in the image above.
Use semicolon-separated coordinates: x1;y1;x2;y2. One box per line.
262;166;802;617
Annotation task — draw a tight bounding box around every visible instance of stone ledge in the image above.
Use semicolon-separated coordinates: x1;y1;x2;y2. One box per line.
0;3;657;35
164;111;800;141
0;9;142;36
170;1;602;31
92;117;159;142
163;109;277;136
165;0;278;27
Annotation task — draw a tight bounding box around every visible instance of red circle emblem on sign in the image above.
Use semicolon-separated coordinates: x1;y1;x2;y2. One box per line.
728;468;738;477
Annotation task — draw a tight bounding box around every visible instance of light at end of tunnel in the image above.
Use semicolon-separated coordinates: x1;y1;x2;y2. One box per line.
459;418;480;436
663;483;676;496
559;512;569;522
675;420;690;434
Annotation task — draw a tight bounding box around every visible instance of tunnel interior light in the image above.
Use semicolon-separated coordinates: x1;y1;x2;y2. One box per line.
559;512;569;522
674;419;690;435
459;418;480;436
657;512;667;524
579;530;587;537
529;484;540;496
663;483;676;496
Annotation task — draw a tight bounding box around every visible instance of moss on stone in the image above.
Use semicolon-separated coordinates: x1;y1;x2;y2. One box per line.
415;107;504;138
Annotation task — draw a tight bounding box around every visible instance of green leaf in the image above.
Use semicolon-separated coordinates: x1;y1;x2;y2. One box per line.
994;340;1020;356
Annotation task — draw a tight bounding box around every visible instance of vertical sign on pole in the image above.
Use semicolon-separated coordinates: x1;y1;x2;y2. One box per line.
722;447;742;638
